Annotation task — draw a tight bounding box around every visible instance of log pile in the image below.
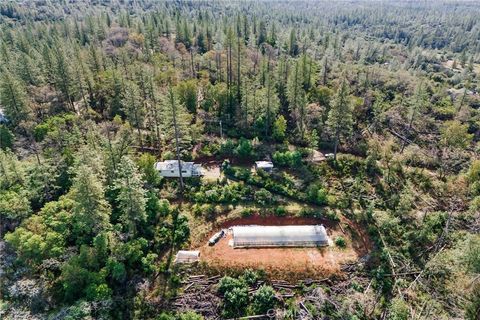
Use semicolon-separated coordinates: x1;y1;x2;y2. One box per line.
171;262;370;319
172;275;222;318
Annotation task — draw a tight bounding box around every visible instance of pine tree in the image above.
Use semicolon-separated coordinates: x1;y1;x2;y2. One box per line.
52;41;77;110
289;29;299;56
122;80;146;148
268;22;277;47
287;60;307;140
70;164;111;243
326;80;352;160
257;21;267;46
0;71;30;127
272;115;287;142
160;88;193;157
113;156;147;238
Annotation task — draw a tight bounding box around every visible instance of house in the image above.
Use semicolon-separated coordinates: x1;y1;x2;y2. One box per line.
154;160;203;177
0;108;6;123
254;161;274;173
231;225;329;248
174;250;200;264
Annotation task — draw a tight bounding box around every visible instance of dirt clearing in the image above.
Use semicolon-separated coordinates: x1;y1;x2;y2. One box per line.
197;215;371;278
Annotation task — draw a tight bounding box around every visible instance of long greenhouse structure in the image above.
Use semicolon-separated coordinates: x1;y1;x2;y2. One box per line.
231;225;329;248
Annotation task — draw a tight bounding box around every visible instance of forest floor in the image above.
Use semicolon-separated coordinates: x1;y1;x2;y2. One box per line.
195;215;371;278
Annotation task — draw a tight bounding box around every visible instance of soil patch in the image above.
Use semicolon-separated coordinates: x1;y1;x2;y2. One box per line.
197;215;371;278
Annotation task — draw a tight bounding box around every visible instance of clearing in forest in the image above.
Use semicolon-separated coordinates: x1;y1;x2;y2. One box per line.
197;215;371;278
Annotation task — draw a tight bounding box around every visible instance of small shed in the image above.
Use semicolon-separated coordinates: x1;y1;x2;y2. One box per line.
174;250;200;264
232;225;329;248
255;161;274;173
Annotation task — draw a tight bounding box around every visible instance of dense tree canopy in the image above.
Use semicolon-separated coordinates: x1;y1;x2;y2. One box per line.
0;0;479;319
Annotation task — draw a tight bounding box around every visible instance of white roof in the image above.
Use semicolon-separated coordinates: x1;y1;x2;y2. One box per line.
255;161;274;168
155;160;195;171
175;250;200;263
232;225;328;248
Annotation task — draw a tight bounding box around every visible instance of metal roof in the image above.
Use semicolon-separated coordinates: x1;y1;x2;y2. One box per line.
232;225;328;248
255;161;274;168
174;250;200;264
155;160;195;171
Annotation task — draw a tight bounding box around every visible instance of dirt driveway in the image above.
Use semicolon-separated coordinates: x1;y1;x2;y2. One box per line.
202;161;222;181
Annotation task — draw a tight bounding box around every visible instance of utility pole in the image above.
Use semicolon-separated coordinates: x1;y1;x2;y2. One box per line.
204;118;223;139
169;86;184;194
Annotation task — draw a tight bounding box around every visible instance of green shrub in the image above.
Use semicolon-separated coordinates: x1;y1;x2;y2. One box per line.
178;311;204;320
254;188;274;205
325;210;340;222
335;236;346;248
234;138;254;159
233;167;251;180
252;285;276;314
299;207;323;218
241;269;260;286
162;151;175;160
272;150;302;168
274;206;287;216
306;184;328;205
240;207;255;217
388;297;410;320
218;276;249;318
220;139;236;156
0;125;13;150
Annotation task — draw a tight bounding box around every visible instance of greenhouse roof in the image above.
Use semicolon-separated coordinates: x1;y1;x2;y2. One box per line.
231;225;329;248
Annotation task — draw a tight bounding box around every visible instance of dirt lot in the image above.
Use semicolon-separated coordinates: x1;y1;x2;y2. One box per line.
201;161;222;181
197;215;371;278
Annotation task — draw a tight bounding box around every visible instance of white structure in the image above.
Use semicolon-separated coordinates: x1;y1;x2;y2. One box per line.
255;161;274;172
231;225;329;248
0;108;6;123
174;250;200;264
154;160;203;177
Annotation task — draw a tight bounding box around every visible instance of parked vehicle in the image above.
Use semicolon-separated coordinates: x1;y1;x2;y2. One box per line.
208;229;225;246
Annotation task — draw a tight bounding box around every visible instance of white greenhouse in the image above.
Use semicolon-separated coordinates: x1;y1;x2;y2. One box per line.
174;250;200;264
231;225;329;248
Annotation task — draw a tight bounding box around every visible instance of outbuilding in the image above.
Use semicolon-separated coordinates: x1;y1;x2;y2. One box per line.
174;250;200;264
254;161;274;173
231;225;329;248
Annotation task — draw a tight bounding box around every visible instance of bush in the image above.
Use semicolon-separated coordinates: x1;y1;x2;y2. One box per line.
218;276;249;318
241;269;260;286
388;297;410;320
162;151;175;160
220;139;236;156
254;188;274;206
0;125;13;150
274;206;287;217
218;276;245;295
233;167;251;180
178;311;204;320
240;207;255;217
325;210;340;222
272;151;302;168
335;236;347;248
234;138;254;159
252;285;276;314
306;184;328;205
299;207;323;218
223;286;248;318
